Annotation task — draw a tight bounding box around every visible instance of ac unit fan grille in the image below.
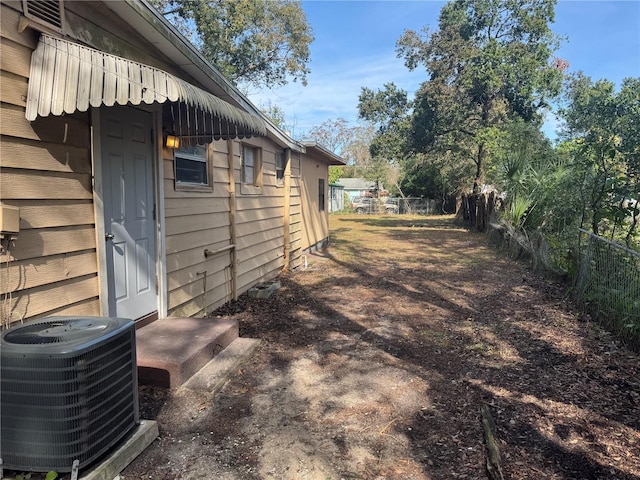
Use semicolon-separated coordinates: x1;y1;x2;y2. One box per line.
3;317;111;344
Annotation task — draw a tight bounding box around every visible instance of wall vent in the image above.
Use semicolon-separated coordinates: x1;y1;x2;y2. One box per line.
23;0;65;32
1;317;139;473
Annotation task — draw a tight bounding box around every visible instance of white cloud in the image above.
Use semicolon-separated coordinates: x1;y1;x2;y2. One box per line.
246;49;425;137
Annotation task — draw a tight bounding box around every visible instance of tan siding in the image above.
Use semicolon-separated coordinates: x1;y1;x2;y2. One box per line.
237;237;284;276
1;4;38;49
3;225;96;261
7;201;94;229
235;218;283;238
299;156;330;252
0;137;91;173
165;230;231;255
236;226;283;250
0;37;32;78
163;139;236;316
1;169;92;200
0;13;98;326
1;70;28;108
236;196;284;210
166;245;216;274
4;275;99;323
1;104;91;147
237;256;283;289
166;254;231;292
165;212;230;237
167;269;233;311
168;281;234;318
165;197;229;217
236;205;283;225
1;251;97;293
37;298;102;318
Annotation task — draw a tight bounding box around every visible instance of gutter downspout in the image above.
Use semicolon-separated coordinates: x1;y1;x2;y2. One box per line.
283;148;292;270
227;139;238;300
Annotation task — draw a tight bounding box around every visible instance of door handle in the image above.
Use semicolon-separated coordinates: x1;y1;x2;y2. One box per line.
105;233;114;241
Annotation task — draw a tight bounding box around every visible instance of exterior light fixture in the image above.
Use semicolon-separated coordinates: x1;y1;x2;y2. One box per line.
165;134;180;149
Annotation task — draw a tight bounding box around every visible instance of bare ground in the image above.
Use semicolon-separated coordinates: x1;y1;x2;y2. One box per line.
123;215;640;480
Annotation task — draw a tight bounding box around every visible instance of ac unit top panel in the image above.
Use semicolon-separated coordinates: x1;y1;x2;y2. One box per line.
1;317;135;356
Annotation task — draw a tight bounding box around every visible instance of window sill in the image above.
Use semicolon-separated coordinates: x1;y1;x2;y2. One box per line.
175;183;214;193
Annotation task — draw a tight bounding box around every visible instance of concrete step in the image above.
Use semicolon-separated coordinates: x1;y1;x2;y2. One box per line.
136;317;238;388
181;337;261;393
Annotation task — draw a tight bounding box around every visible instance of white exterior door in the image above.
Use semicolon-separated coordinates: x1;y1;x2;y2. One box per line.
101;106;157;319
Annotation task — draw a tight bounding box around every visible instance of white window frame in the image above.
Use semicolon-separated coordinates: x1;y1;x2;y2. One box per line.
174;144;212;191
242;144;262;187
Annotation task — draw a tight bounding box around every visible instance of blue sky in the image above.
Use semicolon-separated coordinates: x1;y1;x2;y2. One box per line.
245;0;640;142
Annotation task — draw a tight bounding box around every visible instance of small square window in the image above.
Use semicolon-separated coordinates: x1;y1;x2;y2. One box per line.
242;145;261;186
275;151;286;185
175;144;210;187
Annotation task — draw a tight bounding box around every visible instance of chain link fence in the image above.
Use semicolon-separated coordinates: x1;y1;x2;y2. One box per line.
574;229;640;350
350;197;443;215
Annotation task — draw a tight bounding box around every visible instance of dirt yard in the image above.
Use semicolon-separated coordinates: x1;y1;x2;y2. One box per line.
123;215;640;480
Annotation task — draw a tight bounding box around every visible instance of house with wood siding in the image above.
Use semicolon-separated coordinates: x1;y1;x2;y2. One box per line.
0;0;344;328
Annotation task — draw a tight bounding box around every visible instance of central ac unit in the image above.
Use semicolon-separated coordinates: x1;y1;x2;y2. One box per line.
1;316;139;472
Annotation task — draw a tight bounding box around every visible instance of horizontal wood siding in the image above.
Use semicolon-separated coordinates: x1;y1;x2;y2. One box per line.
165;135;292;316
165;140;237;316
299;150;330;252
233;137;286;294
288;152;303;268
1;1;98;326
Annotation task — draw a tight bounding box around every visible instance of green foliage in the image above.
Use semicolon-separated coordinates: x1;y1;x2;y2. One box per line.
395;0;562;192
329;166;343;184
358;83;412;167
559;73;640;246
149;0;313;88
16;474;57;480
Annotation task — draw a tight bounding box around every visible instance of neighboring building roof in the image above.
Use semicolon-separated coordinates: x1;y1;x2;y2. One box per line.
301;141;346;165
337;178;378;190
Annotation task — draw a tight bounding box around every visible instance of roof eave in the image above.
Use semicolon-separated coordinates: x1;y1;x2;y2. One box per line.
106;0;303;150
301;141;346;165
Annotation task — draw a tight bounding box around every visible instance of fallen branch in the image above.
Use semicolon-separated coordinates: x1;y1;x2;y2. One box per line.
481;404;505;480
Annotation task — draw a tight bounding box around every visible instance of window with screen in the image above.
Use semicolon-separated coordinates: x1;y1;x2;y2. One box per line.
175;144;210;188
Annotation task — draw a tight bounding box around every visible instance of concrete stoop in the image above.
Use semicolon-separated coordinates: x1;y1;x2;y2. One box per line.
136;316;239;388
83;321;260;479
181;337;261;393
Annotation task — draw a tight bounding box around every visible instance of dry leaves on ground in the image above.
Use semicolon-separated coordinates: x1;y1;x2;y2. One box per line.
125;215;640;480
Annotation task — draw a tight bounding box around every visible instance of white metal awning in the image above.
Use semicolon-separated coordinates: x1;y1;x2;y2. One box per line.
25;34;266;142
